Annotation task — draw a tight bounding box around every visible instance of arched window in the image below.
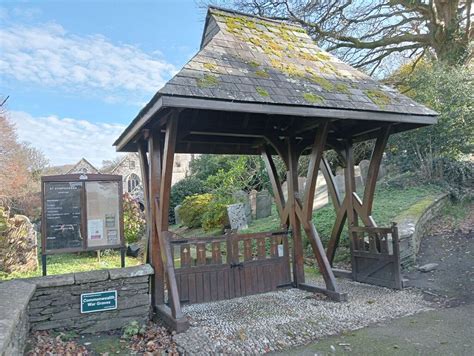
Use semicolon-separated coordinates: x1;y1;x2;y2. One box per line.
127;174;140;192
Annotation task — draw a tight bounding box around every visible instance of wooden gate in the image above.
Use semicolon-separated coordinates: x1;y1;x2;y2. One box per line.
350;223;402;289
169;231;291;304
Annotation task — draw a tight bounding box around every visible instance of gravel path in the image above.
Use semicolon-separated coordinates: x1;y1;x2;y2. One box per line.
174;278;431;354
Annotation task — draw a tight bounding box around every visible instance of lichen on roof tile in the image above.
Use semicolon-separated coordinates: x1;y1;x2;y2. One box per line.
157;7;437;116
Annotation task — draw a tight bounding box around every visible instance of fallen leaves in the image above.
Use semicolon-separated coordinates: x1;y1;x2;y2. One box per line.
27;331;89;356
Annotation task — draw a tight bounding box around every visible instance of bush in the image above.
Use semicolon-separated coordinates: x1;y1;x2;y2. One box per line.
169;177;209;224
202;196;233;232
431;157;474;200
179;193;213;228
123;193;146;244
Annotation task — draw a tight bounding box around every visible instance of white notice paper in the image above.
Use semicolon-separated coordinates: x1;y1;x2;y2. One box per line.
88;219;103;241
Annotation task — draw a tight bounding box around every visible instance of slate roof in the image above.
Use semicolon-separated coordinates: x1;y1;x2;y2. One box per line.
158;7;436;116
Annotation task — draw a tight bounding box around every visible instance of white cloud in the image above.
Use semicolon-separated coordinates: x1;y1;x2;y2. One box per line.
0;22;177;95
9;110;126;167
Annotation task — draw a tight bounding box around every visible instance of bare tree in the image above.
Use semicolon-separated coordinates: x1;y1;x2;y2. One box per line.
0;105;48;216
214;0;473;74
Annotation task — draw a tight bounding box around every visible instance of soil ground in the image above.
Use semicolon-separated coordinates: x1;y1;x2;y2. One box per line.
275;203;474;356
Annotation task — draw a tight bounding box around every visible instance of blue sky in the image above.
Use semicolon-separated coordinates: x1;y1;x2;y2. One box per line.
0;0;210;166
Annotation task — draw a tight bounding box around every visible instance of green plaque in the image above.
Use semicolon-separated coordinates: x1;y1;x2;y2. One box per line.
81;290;117;313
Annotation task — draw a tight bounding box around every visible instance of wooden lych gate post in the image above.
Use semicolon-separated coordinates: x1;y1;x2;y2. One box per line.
262;121;346;301
137;113;189;332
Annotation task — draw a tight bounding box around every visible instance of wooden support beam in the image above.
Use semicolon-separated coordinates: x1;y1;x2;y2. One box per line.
303;122;329;218
295;123;341;296
298;283;347;302
148;128;164;306
261;147;286;224
137;133;151;262
320;157;341;210
343;140;358;275
326;196;348;265
287;138;305;286
363;126;391;217
155;113;184;320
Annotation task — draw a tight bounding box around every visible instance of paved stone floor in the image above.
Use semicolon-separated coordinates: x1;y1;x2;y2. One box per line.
173;278;430;354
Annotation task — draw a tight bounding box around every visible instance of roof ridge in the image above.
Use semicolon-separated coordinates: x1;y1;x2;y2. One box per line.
208;5;301;29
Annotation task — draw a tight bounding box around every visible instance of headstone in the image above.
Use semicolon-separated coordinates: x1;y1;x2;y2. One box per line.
227;203;248;230
313;171;329;210
256;190;272;219
282;177;306;201
249;189;258;219
334;174;345;197
232;190;252;224
355;175;364;190
174;205;182;225
359;160;370;185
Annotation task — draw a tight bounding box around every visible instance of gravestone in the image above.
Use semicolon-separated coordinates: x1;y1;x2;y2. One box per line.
232;190;252;224
249;189;258;219
334;174;345;197
282;177;307;201
359;159;370;185
174;205;182;225
256;190;272;219
227;203;248;230
359;159;386;184
313;171;329;210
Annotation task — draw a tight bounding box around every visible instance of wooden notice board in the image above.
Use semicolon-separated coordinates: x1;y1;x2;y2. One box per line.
41;174;125;274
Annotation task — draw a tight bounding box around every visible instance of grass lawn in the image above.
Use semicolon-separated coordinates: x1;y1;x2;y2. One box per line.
242;184;444;262
244;184;443;234
0;251;142;281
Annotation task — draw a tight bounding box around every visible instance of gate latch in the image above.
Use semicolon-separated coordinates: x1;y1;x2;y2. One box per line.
230;262;244;269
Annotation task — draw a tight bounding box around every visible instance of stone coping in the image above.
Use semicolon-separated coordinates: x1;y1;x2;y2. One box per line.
0;280;36;355
23;264;154;288
396;193;449;269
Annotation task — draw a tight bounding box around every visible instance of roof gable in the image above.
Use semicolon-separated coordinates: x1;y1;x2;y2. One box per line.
66;158;100;174
159;7;435;116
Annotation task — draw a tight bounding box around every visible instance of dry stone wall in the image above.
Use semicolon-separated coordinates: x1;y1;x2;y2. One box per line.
25;264;153;334
397;194;450;269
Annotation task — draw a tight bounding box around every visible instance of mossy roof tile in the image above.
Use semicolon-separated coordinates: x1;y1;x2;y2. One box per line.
158;7;436;115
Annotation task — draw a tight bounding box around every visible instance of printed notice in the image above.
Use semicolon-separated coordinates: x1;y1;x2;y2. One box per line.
88;219;103;241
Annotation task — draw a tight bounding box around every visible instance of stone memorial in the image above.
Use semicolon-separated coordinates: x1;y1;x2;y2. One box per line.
232;190;252;224
227;203;248;230
249;189;258;219
174;205;182;225
282;177;306;201
359;159;370;185
334;173;346;197
256;190;272;219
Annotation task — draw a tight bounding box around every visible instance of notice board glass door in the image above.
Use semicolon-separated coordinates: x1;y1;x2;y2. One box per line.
86;181;121;248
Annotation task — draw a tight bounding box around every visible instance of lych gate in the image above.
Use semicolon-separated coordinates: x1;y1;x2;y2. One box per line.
113;7;436;331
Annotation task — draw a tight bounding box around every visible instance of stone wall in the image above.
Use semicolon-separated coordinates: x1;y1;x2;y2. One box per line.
397;194;450;269
0;280;36;356
0;212;38;274
25;264;153;334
